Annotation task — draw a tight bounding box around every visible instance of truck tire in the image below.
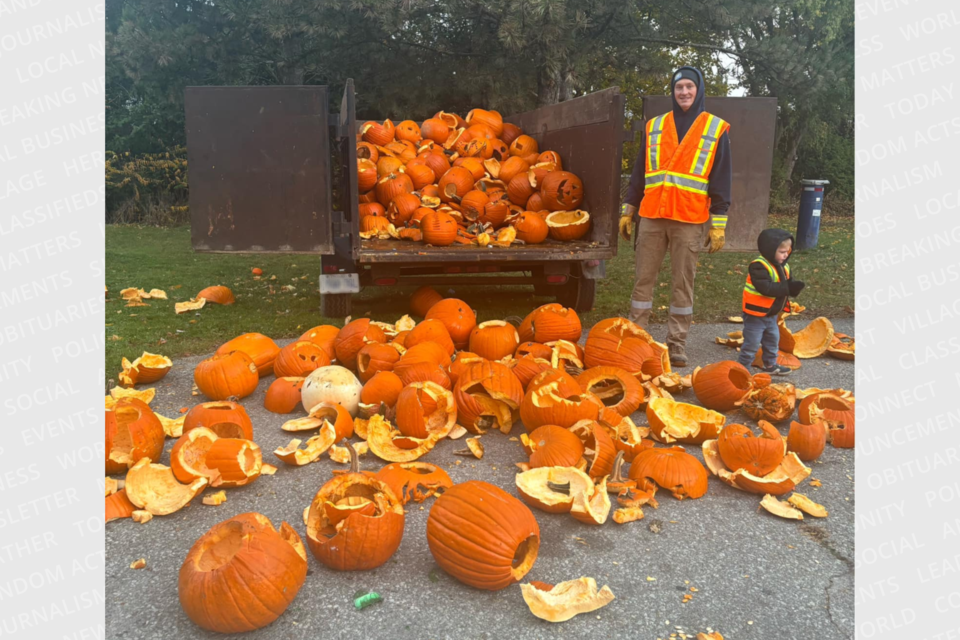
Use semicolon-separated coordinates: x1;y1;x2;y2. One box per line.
557;276;595;312
321;293;352;318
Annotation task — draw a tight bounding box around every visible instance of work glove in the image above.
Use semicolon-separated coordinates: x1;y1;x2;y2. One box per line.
788;280;805;296
705;227;725;253
619;204;637;242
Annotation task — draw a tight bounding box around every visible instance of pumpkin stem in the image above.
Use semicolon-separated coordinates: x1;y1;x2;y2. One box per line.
346;438;359;474
610;451;626;482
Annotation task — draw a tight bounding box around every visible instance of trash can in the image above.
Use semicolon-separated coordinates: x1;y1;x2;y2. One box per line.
796;179;829;250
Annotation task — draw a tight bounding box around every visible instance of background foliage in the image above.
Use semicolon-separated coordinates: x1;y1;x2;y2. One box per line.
105;0;854;222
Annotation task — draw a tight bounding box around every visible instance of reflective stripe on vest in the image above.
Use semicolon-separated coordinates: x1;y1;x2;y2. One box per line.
647;114;666;172
639;111;730;225
689;114;724;176
644;171;709;195
742;257;790;316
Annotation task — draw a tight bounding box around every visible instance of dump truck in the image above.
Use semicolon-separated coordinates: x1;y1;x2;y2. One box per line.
185;80;627;317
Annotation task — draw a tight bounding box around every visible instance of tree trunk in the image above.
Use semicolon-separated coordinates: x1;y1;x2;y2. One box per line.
782;124;805;186
280;38;305;85
537;65;561;106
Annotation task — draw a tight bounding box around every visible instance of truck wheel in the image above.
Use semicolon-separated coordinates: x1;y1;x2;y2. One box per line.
321;293;352;318
557;277;596;312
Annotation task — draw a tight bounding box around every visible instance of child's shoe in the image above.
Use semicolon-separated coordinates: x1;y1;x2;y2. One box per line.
761;364;792;376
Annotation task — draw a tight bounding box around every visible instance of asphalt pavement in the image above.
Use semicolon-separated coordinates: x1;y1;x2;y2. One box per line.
105;318;855;640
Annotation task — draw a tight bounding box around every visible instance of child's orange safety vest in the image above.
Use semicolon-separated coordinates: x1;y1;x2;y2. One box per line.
743;256;791;316
639;111;730;225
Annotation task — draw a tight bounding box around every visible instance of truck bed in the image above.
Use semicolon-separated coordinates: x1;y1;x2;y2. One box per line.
358;238;611;263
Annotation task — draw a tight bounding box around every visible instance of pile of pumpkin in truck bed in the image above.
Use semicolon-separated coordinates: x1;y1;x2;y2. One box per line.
357;110;590;246
104;292;853;633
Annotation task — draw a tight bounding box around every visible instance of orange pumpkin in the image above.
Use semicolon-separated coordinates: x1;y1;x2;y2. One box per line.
375;462;452;504
194;351;259;401
305;449;404;571
179;513;307;633
105;399;165;475
196;285;235;305
539;170;584;211
518;303;582;343
469;320;520;360
525;425;584;469
361;119;395;145
799;392;855;448
453;361;523;434
421;118;451;144
513;212;548;244
519;370;600;431
692;361;755;411
425;298;477;350
184;401;254;440
360;371;404;408
410;286;444;318
426;481;539;590
438;166;475;203
264;377;305;414
509;135;539;158
395;381;457;439
395;119;422;143
274;340;331;378
576;366;644;417
216;333;280;377
420;210;458;246
334;318;387;371
356;343;401;383
628;446;708;500
466;108;504;136
716;422;785;476
787;420;827;461
405;319;456;356
298;325;339;361
500;122;522;145
375;172;414;208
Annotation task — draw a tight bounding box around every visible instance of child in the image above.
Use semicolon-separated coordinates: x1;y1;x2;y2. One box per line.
739;229;805;374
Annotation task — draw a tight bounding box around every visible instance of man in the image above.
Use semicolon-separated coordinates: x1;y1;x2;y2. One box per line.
618;66;732;367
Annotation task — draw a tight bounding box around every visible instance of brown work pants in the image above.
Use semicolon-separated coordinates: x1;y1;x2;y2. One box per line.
629;217;705;358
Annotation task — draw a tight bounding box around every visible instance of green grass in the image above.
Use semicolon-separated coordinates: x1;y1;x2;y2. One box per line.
105;214;853;378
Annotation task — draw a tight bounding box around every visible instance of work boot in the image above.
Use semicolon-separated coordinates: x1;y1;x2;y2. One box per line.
669;352;688;368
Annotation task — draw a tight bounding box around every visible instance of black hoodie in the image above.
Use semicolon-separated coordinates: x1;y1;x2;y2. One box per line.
622;66;732;225
747;228;795;316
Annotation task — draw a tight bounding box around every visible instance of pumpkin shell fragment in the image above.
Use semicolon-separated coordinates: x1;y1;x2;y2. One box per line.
125;458;208;516
520;577;615;623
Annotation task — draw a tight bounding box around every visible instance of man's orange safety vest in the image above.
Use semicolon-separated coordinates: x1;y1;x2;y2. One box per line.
742;256;791;316
638;111;730;225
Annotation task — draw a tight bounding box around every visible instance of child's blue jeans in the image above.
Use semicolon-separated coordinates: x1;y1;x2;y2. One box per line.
737;314;780;369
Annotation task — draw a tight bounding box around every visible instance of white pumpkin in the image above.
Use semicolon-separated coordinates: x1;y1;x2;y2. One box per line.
301;365;363;416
